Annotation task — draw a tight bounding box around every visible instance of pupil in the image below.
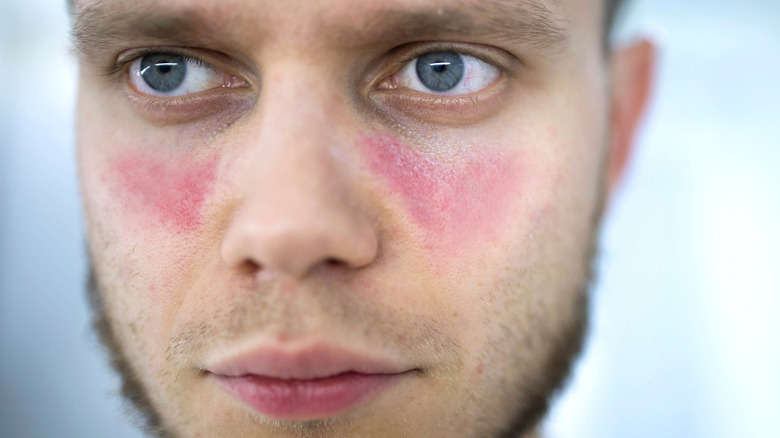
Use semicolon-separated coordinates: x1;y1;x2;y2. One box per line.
157;64;172;74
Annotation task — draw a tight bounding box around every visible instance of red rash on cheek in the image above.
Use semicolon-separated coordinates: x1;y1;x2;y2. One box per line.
362;134;520;249
112;153;219;231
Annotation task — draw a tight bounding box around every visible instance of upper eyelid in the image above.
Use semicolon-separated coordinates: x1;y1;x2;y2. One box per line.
110;42;513;76
118;47;206;64
131;53;213;74
99;48;180;77
116;48;214;75
387;42;518;73
111;47;251;82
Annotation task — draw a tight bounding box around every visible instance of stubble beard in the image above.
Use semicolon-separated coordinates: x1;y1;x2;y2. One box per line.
86;227;599;438
85;130;608;436
85;143;608;437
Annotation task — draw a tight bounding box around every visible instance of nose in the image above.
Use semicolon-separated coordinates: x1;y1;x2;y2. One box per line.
220;68;378;281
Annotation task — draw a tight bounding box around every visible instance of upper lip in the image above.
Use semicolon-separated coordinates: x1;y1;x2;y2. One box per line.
205;338;412;380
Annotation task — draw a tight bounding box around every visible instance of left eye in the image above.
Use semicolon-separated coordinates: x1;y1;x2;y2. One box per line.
391;51;500;96
128;53;228;97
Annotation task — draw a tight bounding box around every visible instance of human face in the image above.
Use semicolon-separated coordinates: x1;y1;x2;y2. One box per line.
74;0;644;436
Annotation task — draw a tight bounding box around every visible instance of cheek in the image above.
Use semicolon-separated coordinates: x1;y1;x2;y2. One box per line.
362;134;521;251
110;152;219;232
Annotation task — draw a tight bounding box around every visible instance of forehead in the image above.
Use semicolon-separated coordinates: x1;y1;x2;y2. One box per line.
73;0;580;14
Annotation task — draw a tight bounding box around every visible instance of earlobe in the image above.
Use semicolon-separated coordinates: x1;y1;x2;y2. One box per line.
607;38;657;199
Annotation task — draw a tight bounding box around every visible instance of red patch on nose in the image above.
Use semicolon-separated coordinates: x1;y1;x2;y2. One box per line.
113;153;219;231
362;134;520;249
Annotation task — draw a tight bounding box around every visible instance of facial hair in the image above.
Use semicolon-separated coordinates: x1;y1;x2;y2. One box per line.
86;243;596;438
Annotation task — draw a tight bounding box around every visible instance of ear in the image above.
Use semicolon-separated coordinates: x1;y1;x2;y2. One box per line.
607;38;657;199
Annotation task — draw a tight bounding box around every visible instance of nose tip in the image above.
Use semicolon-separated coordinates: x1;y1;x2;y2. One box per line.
221;210;378;280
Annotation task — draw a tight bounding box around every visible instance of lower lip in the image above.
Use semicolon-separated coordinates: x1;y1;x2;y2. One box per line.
213;372;401;420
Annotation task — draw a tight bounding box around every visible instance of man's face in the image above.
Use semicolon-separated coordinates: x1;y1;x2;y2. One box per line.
74;0;629;436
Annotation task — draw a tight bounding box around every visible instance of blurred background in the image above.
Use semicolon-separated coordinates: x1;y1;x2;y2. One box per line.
1;0;778;437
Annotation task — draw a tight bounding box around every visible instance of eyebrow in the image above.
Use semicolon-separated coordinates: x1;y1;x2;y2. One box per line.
355;0;569;50
72;0;569;60
72;1;228;59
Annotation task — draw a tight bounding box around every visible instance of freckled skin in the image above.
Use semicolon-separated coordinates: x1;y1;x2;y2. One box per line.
363;134;520;249
112;153;219;231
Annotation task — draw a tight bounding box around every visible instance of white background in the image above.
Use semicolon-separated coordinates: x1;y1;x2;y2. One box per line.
1;0;778;437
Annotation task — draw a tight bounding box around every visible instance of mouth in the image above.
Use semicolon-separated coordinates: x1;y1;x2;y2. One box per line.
212;371;409;420
205;340;417;420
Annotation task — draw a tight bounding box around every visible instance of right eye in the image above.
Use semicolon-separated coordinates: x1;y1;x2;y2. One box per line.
388;50;501;96
128;53;232;97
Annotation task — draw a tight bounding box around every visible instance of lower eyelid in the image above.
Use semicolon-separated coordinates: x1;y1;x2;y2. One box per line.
125;87;256;125
371;75;507;126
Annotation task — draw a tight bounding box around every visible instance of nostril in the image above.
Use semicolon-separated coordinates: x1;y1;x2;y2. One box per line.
325;257;346;268
238;259;262;275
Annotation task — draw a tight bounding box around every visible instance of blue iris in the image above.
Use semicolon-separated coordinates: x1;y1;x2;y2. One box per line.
415;51;465;92
139;54;187;93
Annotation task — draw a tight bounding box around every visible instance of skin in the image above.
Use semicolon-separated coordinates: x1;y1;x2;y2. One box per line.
74;0;655;436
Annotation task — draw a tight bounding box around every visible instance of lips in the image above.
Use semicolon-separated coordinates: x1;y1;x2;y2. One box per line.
206;340;414;420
